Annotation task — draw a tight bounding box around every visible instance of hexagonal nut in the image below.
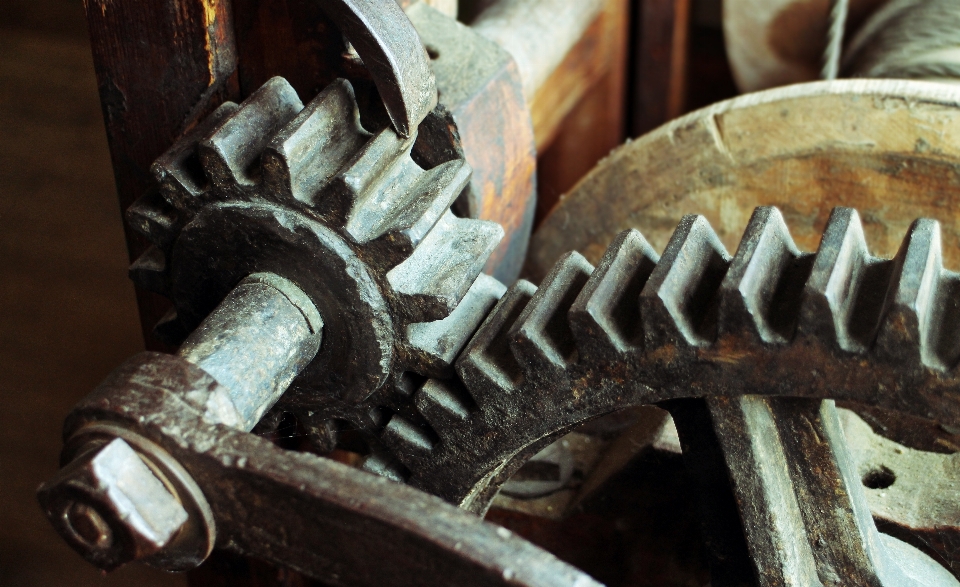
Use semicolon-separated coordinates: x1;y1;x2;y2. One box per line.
37;437;189;571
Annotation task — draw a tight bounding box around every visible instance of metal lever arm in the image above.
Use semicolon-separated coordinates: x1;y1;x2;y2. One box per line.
51;354;599;587
321;0;437;137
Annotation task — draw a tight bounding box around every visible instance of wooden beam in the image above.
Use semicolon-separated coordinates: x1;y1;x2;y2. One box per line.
534;0;630;224
83;0;239;349
631;0;691;137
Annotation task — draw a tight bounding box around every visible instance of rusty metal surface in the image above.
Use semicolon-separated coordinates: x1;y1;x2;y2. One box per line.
37;437;190;571
129;76;503;439
377;207;960;518
48;191;960;584
55;353;599;587
40;21;960;584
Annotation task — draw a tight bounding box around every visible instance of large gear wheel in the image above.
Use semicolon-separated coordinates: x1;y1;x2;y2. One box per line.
125;76;505;454
367;205;960;512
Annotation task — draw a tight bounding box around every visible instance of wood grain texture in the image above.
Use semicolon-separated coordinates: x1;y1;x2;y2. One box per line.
632;0;691;137
527;79;960;282
83;0;239;348
535;0;629;223
471;0;605;102
529;0;629;150
232;0;343;102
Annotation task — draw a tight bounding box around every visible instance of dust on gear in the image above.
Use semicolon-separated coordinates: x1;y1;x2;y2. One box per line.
125;76;505;454
371;206;960;512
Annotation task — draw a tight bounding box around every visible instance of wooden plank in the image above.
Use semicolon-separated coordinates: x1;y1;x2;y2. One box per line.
529;0;628;150
535;0;630;224
83;0;239;348
631;0;691;137
231;0;344;102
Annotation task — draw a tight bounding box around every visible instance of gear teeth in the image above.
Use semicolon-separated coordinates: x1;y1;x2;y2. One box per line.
261;79;370;206
129;246;169;296
800;208;894;353
362;452;409;482
297;411;340;453
415;379;475;434
251;407;286;436
719;207;814;344
404;274;507;377
125;189;181;252
152;307;189;347
456;280;537;403
151;102;239;212
508;252;594;376
640;215;731;348
387;211;504;323
570;229;659;357
388;206;960;510
876;219;960;370
199;77;303;192
325;128;416;221
381;415;437;470
354;160;473;268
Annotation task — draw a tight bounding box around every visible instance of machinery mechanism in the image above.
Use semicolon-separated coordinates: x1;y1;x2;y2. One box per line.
39;1;960;586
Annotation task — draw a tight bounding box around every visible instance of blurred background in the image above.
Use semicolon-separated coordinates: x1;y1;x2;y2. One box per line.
0;0;183;584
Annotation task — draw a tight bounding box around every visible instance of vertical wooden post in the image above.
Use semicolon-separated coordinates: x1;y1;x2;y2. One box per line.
83;0;239;348
534;0;631;224
631;0;691;137
231;0;344;102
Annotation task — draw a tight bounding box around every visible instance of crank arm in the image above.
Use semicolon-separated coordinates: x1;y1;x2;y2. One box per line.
42;351;595;587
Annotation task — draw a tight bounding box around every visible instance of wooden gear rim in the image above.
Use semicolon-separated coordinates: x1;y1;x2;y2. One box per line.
527;78;960;282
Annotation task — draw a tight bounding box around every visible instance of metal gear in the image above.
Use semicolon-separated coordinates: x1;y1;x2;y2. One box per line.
365;205;960;514
125;76;505;453
41;74;960;582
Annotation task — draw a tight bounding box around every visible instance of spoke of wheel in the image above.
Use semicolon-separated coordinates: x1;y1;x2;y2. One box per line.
666;397;959;587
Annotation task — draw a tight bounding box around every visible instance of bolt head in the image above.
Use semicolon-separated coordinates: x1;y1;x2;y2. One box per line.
37;438;189;571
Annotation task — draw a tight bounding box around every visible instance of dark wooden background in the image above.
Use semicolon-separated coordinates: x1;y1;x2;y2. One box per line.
0;1;184;584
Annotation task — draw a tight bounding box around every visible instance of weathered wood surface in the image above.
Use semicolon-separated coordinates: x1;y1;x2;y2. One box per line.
535;0;629;223
471;0;605;104
232;0;343;102
527;79;960;281
632;0;691;137
529;0;625;149
83;0;239;348
724;0;887;92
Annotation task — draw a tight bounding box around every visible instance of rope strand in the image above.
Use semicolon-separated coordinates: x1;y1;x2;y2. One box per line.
841;0;960;82
822;0;849;80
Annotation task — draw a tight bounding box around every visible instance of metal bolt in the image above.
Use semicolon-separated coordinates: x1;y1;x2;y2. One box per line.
38;437;189;571
66;501;114;550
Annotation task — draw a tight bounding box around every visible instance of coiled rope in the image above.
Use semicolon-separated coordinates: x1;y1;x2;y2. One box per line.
824;0;960;83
